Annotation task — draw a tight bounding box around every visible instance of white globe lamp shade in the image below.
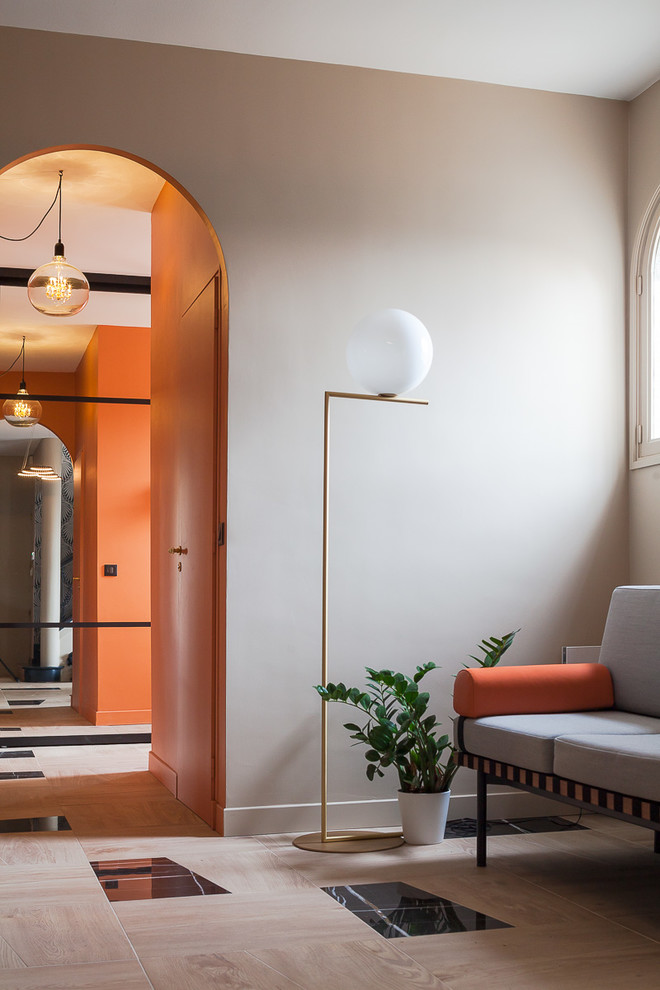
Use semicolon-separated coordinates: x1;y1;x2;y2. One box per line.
346;309;433;396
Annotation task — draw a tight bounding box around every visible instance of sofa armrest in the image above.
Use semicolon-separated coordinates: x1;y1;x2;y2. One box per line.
453;663;614;719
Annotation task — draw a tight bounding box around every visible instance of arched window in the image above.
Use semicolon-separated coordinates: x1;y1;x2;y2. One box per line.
631;188;660;467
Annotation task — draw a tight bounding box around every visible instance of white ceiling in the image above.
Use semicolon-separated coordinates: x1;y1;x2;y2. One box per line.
0;0;659;100
0;421;57;458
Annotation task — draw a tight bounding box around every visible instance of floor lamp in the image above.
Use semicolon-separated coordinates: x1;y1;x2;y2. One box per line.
294;309;433;854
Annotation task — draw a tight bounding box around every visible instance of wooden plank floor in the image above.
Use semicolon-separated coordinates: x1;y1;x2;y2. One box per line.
0;680;149;733
0;719;658;987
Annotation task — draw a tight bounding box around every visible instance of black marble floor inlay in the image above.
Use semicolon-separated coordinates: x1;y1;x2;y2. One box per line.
0;815;71;832
90;856;231;902
7;700;46;706
2;686;63;691
323;881;511;938
0;771;45;780
0;733;150;749
0;750;34;759
444;815;588;839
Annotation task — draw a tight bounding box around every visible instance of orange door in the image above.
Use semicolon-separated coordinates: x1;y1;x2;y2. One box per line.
174;275;219;822
151;274;220;826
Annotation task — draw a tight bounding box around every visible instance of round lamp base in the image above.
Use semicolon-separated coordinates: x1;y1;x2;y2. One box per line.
292;829;404;853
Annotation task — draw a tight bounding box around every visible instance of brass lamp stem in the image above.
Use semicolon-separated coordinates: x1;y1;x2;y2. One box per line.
293;390;428;854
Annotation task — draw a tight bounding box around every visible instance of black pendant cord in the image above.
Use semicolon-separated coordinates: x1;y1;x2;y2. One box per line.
55;170;64;254
0;337;26;380
0;171;62;243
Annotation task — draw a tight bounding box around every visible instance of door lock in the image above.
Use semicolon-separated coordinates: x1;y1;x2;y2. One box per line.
168;546;189;555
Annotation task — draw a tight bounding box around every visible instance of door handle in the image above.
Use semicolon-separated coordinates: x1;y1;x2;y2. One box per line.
168;546;189;555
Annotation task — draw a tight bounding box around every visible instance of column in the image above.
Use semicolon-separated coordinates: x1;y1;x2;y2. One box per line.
38;437;62;668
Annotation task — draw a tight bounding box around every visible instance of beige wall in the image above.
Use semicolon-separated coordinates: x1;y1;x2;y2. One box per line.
628;81;660;583
0;27;629;831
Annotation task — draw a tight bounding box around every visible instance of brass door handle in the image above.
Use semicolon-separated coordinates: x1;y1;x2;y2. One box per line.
168;546;189;555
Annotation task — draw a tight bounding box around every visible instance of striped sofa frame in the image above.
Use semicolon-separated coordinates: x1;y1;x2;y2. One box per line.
455;744;660;867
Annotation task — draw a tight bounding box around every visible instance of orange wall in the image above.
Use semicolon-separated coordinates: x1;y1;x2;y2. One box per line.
74;326;152;725
73;335;98;716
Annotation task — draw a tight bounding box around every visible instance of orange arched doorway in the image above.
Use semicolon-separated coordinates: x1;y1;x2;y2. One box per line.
0;146;228;830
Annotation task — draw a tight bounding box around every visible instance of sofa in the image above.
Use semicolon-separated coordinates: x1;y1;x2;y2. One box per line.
452;586;660;866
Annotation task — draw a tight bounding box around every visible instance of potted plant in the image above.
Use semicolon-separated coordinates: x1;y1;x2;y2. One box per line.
314;631;517;844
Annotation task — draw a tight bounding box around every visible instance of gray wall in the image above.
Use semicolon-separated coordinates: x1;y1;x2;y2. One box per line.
0;27;629;830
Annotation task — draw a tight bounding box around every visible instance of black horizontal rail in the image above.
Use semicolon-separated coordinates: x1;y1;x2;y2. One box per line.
0;393;149;405
0;267;150;294
0;622;150;629
0;733;152;748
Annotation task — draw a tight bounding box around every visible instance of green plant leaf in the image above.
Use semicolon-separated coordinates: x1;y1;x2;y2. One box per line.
369;725;393;749
413;693;430;716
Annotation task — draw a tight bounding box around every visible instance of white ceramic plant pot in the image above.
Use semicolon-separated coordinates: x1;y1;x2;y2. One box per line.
397;789;451;845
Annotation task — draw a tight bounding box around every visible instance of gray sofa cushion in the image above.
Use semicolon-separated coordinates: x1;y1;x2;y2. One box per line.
460;710;660;773
599;586;660;718
554;733;660;802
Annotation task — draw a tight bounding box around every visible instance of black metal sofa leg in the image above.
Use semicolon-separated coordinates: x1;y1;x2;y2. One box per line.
655;830;660;854
477;769;487;867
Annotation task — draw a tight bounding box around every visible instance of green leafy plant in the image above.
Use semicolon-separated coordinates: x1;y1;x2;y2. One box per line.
467;630;519;667
314;631;519;794
315;662;457;793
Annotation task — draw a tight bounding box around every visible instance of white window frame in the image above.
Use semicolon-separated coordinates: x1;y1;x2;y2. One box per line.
631;185;660;468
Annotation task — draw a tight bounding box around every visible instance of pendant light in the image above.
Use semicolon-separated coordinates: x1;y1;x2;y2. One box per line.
3;337;42;428
17;442;60;480
27;171;89;317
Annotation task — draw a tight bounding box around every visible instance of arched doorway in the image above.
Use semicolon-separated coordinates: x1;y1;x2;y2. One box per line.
0;147;228;830
0;423;73;681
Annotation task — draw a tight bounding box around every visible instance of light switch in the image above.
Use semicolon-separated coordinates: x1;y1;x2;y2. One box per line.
103;564;118;577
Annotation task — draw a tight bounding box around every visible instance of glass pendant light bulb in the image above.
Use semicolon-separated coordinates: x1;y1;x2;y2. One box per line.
3;384;42;427
3;337;42;428
26;172;89;317
27;240;89;317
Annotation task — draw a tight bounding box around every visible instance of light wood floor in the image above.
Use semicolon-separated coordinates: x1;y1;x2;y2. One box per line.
0;724;658;988
0;680;150;733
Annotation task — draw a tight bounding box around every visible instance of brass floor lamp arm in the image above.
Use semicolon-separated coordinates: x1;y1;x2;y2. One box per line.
293;390;427;854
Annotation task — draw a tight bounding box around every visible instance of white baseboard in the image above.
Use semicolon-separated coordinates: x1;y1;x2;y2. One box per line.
222;789;569;837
